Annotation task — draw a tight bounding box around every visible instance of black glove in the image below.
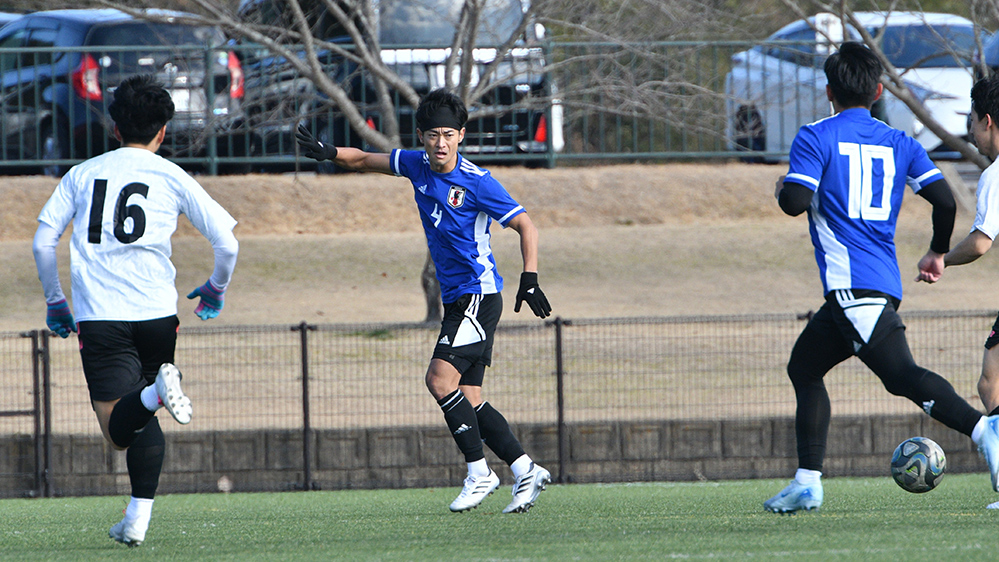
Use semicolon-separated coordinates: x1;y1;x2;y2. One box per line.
514;272;551;318
295;124;338;162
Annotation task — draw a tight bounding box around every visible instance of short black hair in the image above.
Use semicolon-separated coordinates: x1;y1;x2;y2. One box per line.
824;41;883;108
108;74;175;144
415;88;468;131
972;74;999;124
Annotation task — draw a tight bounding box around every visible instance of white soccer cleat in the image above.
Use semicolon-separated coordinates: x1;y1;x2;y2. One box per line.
503;463;551;514
763;480;823;514
449;470;500;512
978;415;999;492
155;363;192;425
109;514;148;547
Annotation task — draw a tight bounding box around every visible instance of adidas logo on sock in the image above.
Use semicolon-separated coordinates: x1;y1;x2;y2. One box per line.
438;335;450;345
454;423;471;435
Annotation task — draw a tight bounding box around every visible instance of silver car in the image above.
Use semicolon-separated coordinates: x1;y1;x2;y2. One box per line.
725;11;982;161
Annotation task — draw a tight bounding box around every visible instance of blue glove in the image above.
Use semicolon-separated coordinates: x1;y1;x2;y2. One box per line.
187;280;225;320
46;299;76;338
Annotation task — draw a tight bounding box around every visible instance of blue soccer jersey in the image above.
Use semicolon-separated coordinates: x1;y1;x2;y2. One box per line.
390;149;525;303
786;107;943;301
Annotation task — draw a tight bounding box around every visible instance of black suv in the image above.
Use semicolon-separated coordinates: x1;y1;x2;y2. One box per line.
0;9;252;175
237;0;561;170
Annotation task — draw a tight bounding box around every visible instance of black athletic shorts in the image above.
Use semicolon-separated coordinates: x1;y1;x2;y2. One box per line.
985;313;999;350
820;289;905;354
78;316;179;402
432;293;502;386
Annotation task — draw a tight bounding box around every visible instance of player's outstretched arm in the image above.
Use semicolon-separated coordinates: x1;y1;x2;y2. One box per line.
944;230;993;268
295;124;392;174
507;213;551;318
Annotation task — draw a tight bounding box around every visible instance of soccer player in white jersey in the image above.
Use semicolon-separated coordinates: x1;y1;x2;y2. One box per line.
32;75;239;545
941;73;999;508
766;42;999;514
296;88;552;513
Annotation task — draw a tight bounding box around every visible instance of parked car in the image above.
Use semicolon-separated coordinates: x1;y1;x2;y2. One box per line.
0;12;22;28
0;8;254;175
976;31;999;81
236;0;562;171
725;11;982;161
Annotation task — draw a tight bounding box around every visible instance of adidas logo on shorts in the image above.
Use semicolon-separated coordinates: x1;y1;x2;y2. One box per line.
438;335;450;345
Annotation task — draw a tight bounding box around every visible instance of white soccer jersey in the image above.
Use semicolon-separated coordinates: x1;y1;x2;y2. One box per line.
973;157;999;240
37;147;237;322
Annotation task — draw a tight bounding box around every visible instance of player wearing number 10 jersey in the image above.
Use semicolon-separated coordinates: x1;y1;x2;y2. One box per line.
32;75;238;546
764;42;999;514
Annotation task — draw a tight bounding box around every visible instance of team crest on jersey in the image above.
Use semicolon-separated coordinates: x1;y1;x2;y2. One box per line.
447;186;466;208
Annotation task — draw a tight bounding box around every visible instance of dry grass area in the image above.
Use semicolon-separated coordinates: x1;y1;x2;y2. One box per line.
2;162;999;332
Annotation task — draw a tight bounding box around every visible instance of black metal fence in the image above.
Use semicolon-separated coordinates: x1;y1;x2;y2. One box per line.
2;40;830;175
1;310;993;498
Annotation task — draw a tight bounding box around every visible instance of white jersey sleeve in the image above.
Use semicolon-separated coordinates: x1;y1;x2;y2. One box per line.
36;147;236;322
973;158;999;240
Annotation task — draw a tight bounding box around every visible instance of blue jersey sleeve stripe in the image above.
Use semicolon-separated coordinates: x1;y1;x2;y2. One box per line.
786;173;819;189
390;149;402;176
498;205;525;225
912;168;943;186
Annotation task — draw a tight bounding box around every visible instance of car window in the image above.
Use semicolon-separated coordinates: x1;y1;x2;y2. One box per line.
874;24;977;68
0;27;58;69
85;22;226;75
767;28;820;68
87;22;225;48
0;27;27;69
24;28;57;66
378;0;524;46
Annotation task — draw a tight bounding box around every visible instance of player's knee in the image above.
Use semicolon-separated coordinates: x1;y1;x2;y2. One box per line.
425;363;459;400
786;360;820;387
878;365;920;397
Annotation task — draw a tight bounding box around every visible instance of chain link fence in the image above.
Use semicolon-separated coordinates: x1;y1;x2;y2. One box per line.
0;310;992;497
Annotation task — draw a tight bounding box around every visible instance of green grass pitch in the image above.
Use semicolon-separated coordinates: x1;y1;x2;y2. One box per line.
2;474;999;561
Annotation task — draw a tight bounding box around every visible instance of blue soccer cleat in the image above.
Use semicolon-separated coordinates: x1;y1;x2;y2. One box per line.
763;480;823;514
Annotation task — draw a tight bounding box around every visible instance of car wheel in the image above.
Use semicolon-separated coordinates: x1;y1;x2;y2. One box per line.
40;121;69;177
733;106;765;164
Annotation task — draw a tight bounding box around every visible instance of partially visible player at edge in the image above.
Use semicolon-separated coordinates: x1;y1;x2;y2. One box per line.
767;41;999;514
33;75;239;545
296;88;553;513
941;72;999;509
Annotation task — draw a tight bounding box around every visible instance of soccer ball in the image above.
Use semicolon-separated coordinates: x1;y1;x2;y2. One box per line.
890;436;946;493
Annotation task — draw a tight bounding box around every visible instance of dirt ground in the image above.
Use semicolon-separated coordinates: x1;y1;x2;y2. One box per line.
3;162;999;331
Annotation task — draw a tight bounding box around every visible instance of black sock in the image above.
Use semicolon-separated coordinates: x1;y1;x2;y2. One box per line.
437;389;484;463
990;406;999;417
126;416;165;499
475;401;525;466
108;389;155;449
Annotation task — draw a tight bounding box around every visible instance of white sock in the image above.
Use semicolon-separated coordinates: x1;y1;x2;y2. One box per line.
467;458;489;478
125;496;154;523
510;454;533;478
140;385;161;412
973;415;987;444
794;468;822;486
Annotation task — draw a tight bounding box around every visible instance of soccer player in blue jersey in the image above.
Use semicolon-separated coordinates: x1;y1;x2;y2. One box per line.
766;42;999;514
296;89;552;513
